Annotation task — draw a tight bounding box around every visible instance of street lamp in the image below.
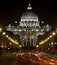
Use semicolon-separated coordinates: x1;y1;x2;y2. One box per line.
52;32;56;36
41;21;44;24
51;42;53;46
1;45;4;48
49;35;52;38
3;32;6;35
6;35;9;38
19;45;22;48
36;45;39;48
0;28;2;32
47;37;50;40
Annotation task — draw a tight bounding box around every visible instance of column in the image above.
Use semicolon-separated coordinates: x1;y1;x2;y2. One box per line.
26;38;27;46
21;36;24;46
34;36;36;46
23;39;24;46
33;38;34;46
30;37;31;46
34;36;37;46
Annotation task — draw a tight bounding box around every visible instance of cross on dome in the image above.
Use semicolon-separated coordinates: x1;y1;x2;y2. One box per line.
28;3;31;6
27;3;32;10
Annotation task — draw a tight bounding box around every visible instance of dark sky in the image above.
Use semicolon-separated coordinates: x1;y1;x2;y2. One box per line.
0;0;57;28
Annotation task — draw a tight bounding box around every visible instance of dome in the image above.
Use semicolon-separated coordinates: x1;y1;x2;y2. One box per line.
21;12;38;22
21;3;39;22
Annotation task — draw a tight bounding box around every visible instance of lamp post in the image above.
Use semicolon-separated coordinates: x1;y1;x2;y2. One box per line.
36;45;39;50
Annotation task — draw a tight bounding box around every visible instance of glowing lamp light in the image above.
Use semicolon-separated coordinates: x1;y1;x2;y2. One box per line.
47;37;50;40
41;29;43;32
32;29;33;31
41;21;44;24
51;42;53;45
15;42;19;44
19;29;21;32
36;29;38;31
1;45;4;48
15;21;17;23
6;35;9;38
10;42;12;45
48;48;51;50
27;7;32;10
0;28;2;32
55;42;57;44
36;45;39;48
7;48;10;50
19;45;22;48
15;29;17;31
49;35;52;38
8;37;11;40
3;32;6;35
52;32;56;35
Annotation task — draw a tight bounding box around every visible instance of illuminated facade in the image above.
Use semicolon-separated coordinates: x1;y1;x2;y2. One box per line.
6;3;51;47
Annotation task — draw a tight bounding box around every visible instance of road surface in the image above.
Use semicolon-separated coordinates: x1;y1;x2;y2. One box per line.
0;51;57;65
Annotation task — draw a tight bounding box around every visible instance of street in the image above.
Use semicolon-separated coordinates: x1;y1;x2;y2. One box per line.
0;51;57;65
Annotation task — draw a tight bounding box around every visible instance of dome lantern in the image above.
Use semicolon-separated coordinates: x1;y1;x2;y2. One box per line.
27;3;32;10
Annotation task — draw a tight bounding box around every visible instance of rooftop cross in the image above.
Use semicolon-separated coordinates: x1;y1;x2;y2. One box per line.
27;3;32;10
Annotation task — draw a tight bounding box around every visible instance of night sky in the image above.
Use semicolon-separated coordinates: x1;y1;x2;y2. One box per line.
0;0;57;28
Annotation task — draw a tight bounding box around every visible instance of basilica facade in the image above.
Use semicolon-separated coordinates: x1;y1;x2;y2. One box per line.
6;3;51;47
